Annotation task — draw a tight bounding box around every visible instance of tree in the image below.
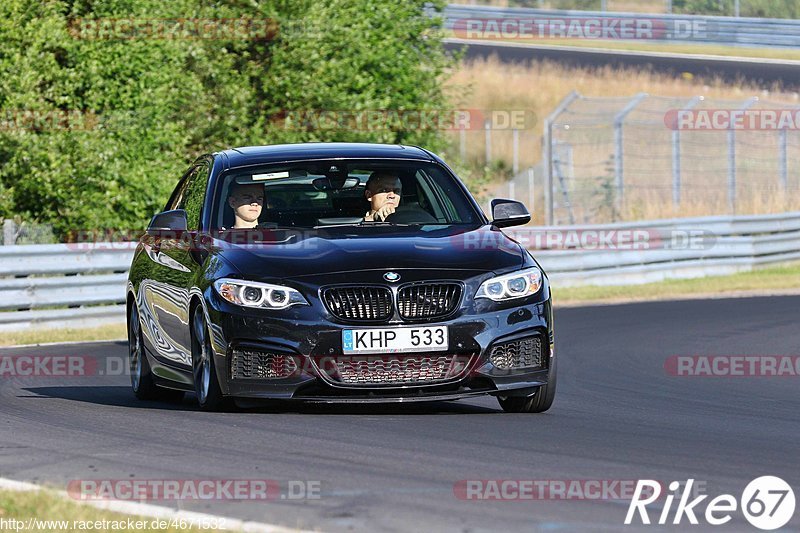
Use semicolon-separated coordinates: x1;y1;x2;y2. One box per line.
256;0;454;151
0;0;454;237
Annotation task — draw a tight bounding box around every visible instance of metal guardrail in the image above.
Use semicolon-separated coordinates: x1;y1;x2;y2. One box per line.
0;244;133;332
533;211;800;286
2;212;800;331
444;4;800;48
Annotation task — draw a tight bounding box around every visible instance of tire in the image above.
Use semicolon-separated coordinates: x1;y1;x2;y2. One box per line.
129;303;184;403
191;306;227;411
497;354;557;413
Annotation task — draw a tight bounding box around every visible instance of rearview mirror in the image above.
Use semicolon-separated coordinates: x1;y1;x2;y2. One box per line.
312;177;360;191
491;199;530;228
147;209;188;233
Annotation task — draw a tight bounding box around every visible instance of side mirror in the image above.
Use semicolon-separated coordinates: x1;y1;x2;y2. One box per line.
491;199;531;228
147;209;188;233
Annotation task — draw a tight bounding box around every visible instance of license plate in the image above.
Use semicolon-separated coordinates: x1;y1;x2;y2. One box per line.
342;326;448;354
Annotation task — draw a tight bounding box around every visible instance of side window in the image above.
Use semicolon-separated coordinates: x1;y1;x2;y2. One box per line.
416;168;477;223
164;167;195;212
180;162;211;231
415;171;447;222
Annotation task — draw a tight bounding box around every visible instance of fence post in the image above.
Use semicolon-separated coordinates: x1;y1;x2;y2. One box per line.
543;90;579;226
528;167;535;214
728;97;758;214
779;127;788;192
509;178;516;202
3;220;17;246
613;93;648;217
484;119;491;165
672;96;703;208
512;129;519;175
553;142;576;225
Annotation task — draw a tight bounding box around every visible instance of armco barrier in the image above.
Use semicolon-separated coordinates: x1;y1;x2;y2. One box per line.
534;211;800;286
443;4;800;48
0;244;134;332
2;212;800;331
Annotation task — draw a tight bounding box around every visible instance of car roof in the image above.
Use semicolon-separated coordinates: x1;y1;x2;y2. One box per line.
215;143;437;169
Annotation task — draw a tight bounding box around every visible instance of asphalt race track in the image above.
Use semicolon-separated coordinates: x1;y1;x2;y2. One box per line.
1;297;798;532
444;39;800;89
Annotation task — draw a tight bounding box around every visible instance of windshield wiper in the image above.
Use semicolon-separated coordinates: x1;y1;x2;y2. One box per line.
312;221;413;229
360;220;412;226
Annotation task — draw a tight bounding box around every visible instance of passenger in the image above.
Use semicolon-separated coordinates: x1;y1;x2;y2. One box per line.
227;182;264;229
363;171;402;222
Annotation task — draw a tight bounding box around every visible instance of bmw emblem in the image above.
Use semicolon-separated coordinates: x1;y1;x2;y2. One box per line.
383;272;401;283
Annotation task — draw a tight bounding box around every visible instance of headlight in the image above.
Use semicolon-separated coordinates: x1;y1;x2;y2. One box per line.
213;278;308;309
475;267;543;301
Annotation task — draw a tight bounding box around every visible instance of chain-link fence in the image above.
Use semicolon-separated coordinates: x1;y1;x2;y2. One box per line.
538;91;800;225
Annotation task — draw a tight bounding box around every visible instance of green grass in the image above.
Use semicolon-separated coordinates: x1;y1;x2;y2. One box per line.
0;323;126;347
555;262;800;304
0;488;207;532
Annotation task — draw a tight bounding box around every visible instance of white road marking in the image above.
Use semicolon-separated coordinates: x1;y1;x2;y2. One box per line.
0;477;317;533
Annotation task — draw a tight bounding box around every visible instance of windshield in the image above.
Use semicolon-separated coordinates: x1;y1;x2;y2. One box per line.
210;159;482;230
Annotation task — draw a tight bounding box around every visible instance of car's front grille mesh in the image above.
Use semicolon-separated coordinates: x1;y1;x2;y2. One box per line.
489;336;544;370
315;354;473;386
397;283;461;319
231;348;297;379
323;287;393;321
323;283;461;322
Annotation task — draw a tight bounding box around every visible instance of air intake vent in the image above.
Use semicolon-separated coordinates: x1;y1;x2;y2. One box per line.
489;336;544;370
231;348;297;379
314;353;474;386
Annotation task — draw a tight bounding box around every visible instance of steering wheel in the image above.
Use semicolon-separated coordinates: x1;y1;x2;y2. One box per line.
384;205;438;224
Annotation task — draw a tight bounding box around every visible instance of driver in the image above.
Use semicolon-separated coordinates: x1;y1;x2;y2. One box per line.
363;171;402;222
227;182;264;229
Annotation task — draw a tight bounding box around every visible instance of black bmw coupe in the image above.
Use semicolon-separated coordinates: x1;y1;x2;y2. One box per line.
126;143;556;412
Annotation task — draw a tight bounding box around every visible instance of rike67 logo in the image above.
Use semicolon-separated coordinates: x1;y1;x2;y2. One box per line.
626;477;795;530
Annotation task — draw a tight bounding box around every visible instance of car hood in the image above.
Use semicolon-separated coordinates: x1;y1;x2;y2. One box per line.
212;224;525;281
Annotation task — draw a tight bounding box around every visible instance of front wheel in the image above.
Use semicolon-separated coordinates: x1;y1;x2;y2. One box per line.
191;307;226;411
498;355;557;413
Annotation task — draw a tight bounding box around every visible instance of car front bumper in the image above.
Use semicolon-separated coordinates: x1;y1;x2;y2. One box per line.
205;290;554;403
